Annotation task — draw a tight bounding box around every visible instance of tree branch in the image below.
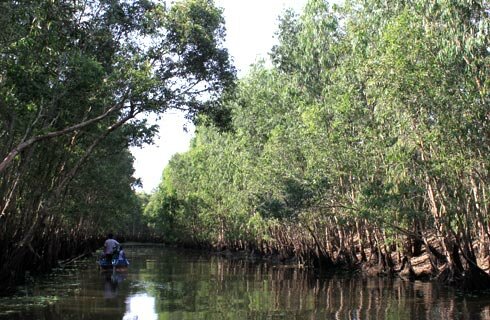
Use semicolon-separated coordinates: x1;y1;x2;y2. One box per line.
0;100;126;174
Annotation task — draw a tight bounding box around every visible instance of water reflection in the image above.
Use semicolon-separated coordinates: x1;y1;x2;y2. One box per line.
125;248;490;320
103;272;126;299
123;293;157;320
1;246;490;319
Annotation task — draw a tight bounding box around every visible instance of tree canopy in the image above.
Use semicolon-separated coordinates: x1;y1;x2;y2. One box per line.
0;0;234;292
146;0;490;288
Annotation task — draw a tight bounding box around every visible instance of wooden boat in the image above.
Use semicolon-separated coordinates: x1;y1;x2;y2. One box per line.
97;257;130;272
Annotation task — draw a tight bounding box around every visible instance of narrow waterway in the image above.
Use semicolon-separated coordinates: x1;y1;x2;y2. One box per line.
1;245;490;319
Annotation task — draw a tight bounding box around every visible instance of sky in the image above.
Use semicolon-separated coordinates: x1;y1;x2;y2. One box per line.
131;0;308;193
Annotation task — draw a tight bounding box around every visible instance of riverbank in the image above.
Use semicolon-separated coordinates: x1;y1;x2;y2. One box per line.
207;236;490;292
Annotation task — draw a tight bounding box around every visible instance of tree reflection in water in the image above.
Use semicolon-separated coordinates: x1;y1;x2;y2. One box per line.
2;247;490;320
187;256;490;320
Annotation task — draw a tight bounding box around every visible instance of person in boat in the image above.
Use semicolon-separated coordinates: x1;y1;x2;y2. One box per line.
104;233;120;263
116;246;129;266
118;246;126;260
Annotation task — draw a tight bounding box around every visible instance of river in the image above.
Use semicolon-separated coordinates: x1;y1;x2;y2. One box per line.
1;245;490;319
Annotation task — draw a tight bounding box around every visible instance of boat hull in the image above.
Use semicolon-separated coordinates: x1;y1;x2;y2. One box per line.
97;258;129;271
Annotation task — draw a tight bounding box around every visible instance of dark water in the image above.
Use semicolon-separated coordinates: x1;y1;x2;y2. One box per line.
1;245;490;320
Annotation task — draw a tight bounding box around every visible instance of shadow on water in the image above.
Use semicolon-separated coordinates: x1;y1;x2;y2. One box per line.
1;245;490;319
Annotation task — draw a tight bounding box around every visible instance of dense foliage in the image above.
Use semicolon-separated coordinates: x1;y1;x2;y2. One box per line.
146;0;490;287
0;0;234;292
